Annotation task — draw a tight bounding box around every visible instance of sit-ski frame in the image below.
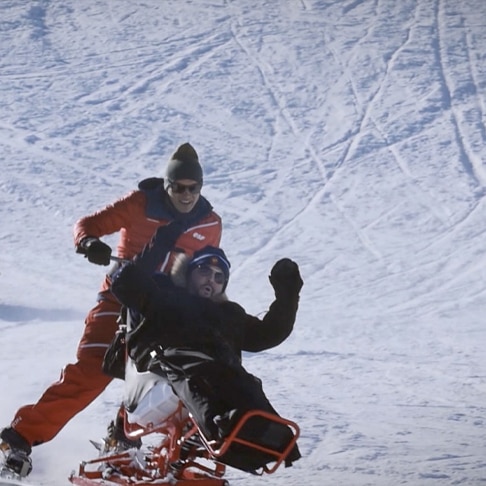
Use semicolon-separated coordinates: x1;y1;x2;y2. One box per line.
69;404;299;485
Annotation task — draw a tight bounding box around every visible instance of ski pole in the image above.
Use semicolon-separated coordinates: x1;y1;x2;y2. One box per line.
110;255;131;264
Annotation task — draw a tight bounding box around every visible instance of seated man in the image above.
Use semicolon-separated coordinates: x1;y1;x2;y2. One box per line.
110;223;303;471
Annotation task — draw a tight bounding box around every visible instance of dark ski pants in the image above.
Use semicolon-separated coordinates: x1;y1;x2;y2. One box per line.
167;360;276;440
165;359;301;471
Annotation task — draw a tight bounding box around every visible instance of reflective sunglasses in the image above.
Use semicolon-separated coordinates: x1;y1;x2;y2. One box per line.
169;181;202;194
195;264;226;285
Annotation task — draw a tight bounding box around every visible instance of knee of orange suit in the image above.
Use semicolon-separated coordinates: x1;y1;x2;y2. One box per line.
59;358;113;392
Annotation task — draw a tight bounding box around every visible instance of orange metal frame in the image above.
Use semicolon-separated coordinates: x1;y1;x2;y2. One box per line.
194;409;300;475
69;405;299;486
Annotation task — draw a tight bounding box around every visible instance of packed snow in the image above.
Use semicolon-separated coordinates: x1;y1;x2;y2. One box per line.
1;0;486;485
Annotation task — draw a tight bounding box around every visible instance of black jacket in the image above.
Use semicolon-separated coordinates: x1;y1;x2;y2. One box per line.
110;263;299;371
110;240;303;471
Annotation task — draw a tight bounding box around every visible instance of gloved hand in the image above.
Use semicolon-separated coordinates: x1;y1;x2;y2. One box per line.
135;221;186;273
151;220;186;248
269;258;303;300
78;237;112;266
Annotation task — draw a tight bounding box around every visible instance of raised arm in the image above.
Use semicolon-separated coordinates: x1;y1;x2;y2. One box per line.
241;258;303;352
110;221;186;311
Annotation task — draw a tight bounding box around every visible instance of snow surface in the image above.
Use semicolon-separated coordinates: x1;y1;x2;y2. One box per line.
1;0;486;485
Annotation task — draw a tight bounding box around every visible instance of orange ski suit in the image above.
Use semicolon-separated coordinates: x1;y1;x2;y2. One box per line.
10;179;222;447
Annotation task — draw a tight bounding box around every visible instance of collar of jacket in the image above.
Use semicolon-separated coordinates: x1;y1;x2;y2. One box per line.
138;177;213;224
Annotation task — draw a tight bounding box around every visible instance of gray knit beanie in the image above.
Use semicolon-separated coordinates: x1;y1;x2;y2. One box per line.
164;143;203;189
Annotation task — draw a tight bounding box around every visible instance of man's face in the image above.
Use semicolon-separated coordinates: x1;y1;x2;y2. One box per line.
187;264;225;299
167;178;201;213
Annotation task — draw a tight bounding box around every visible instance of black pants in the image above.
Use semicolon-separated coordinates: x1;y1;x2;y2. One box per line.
158;353;301;471
171;361;275;438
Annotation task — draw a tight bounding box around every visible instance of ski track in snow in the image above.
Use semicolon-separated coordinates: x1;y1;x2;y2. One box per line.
1;1;486;485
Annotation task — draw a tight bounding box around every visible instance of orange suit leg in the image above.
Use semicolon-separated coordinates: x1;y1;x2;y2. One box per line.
11;300;121;446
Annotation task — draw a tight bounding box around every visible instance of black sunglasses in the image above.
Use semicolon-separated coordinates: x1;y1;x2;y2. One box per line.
169;181;201;194
195;264;226;285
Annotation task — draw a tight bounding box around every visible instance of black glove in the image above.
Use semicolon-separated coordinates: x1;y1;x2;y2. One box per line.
134;221;186;273
269;258;303;300
77;237;112;266
151;220;186;248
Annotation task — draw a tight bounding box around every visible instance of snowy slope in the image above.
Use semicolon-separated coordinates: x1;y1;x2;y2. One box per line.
1;0;486;485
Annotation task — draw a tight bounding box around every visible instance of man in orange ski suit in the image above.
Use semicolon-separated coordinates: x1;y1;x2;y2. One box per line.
0;143;222;477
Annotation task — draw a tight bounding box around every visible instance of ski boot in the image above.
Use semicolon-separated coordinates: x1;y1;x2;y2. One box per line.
101;409;142;455
0;428;33;478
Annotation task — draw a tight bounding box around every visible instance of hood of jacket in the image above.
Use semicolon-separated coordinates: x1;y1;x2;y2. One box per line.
138;177;214;225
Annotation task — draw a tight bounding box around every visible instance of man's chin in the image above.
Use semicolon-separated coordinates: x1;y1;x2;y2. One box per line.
199;286;213;298
176;207;193;214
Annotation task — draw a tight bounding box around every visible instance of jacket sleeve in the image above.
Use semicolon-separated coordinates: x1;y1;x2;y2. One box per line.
237;296;299;352
73;190;143;247
111;221;184;309
110;262;159;312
